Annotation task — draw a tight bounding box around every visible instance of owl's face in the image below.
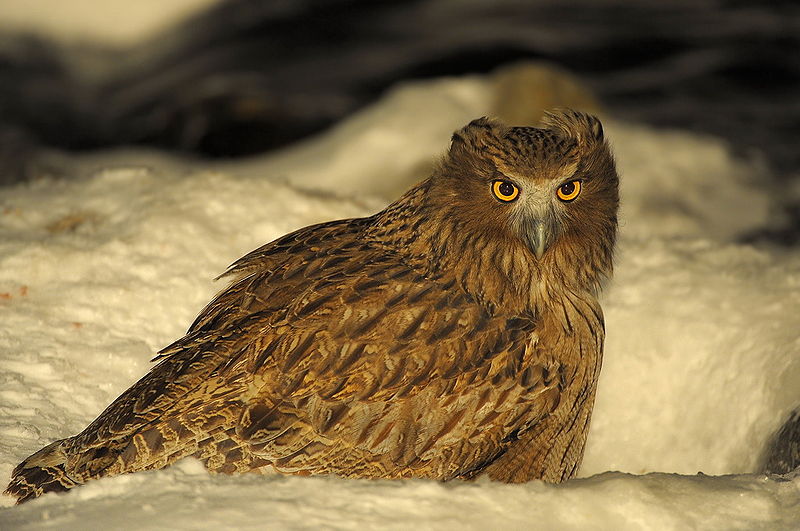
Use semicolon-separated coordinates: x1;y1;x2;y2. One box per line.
430;111;619;290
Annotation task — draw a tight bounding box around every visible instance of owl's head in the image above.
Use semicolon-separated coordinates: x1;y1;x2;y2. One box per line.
429;110;619;295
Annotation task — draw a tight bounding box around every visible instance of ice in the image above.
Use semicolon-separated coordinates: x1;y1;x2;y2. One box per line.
1;74;798;529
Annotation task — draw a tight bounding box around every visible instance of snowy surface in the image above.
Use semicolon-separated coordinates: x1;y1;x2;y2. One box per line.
1;75;799;529
0;0;219;46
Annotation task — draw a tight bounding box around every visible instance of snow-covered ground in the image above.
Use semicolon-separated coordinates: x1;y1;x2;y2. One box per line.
1;75;799;529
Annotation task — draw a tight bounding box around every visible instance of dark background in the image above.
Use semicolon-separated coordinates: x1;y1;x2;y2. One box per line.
1;1;797;210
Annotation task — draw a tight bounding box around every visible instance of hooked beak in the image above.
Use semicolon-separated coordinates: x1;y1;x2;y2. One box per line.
526;218;554;259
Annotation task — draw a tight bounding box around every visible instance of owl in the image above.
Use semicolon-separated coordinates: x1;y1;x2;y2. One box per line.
5;109;618;504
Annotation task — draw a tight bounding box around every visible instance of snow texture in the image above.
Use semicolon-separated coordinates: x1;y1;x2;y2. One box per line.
1;75;799;529
0;0;219;46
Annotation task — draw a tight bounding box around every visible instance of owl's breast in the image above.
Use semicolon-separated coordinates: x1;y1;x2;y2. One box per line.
534;291;604;394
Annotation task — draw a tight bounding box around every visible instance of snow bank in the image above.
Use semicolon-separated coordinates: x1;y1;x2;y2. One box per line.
0;0;219;46
2;461;797;530
1;75;798;529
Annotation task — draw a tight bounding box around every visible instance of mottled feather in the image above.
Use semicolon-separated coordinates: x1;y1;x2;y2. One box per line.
6;109;618;503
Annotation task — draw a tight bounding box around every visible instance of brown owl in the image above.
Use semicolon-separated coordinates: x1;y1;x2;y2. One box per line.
5;109;618;504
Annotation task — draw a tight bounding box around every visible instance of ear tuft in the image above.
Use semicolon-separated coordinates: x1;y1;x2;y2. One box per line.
540;109;604;145
450;116;507;152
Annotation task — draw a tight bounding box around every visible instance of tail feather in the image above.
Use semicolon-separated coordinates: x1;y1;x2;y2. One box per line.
4;440;79;504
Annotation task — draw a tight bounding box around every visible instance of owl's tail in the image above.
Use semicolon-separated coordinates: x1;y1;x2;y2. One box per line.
4;439;79;504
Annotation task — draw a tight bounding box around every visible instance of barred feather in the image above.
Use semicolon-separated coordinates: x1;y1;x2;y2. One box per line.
5;110;617;503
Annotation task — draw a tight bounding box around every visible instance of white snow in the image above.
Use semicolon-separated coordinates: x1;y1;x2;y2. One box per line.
0;0;220;47
1;74;799;529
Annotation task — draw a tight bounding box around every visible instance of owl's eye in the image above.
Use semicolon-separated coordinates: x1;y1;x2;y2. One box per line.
556;180;581;202
492;180;520;202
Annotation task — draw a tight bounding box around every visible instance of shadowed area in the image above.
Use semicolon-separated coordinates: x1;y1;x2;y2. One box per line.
0;0;797;178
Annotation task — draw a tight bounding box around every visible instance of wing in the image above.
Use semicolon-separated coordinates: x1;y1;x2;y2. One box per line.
226;257;563;480
63;218;373;476
65;216;563;481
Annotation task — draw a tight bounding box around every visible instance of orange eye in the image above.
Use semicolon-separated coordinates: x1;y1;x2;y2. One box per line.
556;180;581;202
492;180;520;202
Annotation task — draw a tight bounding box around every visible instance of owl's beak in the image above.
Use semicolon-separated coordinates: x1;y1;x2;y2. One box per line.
514;193;556;259
527;219;553;260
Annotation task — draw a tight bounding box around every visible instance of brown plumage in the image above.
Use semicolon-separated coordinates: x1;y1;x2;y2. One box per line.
5;109;618;503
